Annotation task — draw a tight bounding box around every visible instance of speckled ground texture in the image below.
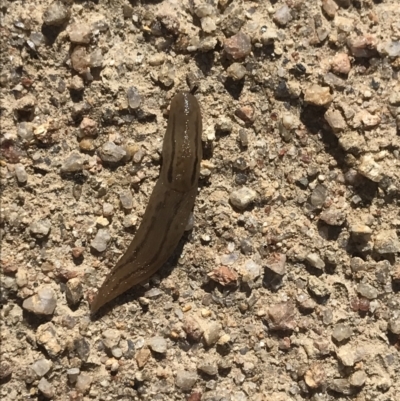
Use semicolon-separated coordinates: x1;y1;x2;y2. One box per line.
1;0;400;400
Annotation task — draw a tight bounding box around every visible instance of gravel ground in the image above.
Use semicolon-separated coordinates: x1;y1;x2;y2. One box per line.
1;0;400;400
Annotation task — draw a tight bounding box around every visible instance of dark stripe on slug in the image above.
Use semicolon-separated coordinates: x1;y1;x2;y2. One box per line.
190;114;201;186
167;114;176;185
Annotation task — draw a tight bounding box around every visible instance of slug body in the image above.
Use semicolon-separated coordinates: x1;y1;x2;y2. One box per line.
90;92;202;314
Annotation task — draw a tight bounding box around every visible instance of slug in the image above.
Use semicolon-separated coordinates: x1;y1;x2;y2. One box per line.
90;92;202;314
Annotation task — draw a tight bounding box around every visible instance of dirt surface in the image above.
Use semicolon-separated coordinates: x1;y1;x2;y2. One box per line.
1;0;400;400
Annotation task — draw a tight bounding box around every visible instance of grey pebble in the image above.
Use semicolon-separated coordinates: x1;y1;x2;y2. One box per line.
229;187;257;210
198;358;218;376
273;4;292;26
349;370;367;387
67;367;80;384
99;142;126;163
69;23;91;44
227;63;247;81
306;253;325;270
127;86;141;109
203;321;221;346
38;377;54;399
74;337;90;362
374;229;400;254
310;184;327;208
30;358;52;377
119;190;133;210
357;283;378;300
61;151;84;173
22;286;57;315
90;229;111;252
332;323;353;342
175;370;197;391
308;276;330;299
43;1;70;26
148;336;167;353
111;347;123;359
14;163;27;183
65;277;83;306
76;373;92;395
388;316;400;335
0;361;13;380
30;219;51;238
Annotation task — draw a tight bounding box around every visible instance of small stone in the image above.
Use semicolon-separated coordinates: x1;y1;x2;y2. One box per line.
357;154;382;182
102;202;114;217
330;53;351;75
227;63;247;80
374;230;400;254
79;117;97;137
69;75;84;92
267;302;297;331
38;377;54;399
122;214;138;228
329;378;353;395
43;1;70;26
265;253;287;275
235;105;255;123
148;336;167;354
90;229;111;252
378;41;400;57
198;358;218;376
69;23;91;44
224;32;251;60
388;316;400;335
102;329;121;351
36;322;63;358
176;370;197;391
74;337;90;362
75;373;92;395
336;344;362;367
357;283;378;300
308;276;330;299
304;363;326;389
360;110;381;127
310;184;327;208
324;109;347;132
31;359;52;378
23;286;57;315
90;48;103;68
320;208;346;226
201;16;217;33
0;361;13;379
350;370;367;387
127;87;141;109
79;138;95;152
65;278;83;306
304;84;333;106
99;142;126;163
119;190;133;210
306;253;325;270
183;315;204;342
273;5;292;26
14;163;28;184
332;323;352;342
67;368;80;384
158;61;175;87
347;35;377;58
61;152;84;173
229;187;257;210
321;0;338;19
70;46;90;73
135;348;151;368
203;321;221;346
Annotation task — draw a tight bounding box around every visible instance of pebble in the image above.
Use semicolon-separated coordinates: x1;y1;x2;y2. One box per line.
265;253;287;276
347;35;377;58
175;370;197;391
329;378;353;395
43;1;71;26
75;373;92;395
135;348;151;368
119;190;134;210
332;323;353;342
69;23;91;44
90;229;111;252
229;187;257;210
61;152;84;173
378;40;400;57
227;63;247;80
324;108;347;132
241;259;261;280
308;276;330;299
22;286;57;315
388;316;400;335
99;142;126;163
69;75;85;92
30;359;52;378
224;32;251;60
201;16;217;33
74;337;90;362
36;322;63;358
14;163;27;184
267;302;297;331
350;370;367;387
198;358;218;376
330;53;351;75
158;61;175;87
79;117;98;137
90;48;103;68
357;154;383;182
67;368;80;384
357;283;378;300
126;86;142;109
373;230;400;254
203;321;222;346
319;208;346;226
70;46;90;73
310;184;327;208
0;361;13;380
102;202;114;217
306;253;325;270
102;329;121;351
123;214;138;228
303;84;333;106
38;377;54;399
65;277;83;306
321;0;338;19
148;336;167;354
273;5;292;26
